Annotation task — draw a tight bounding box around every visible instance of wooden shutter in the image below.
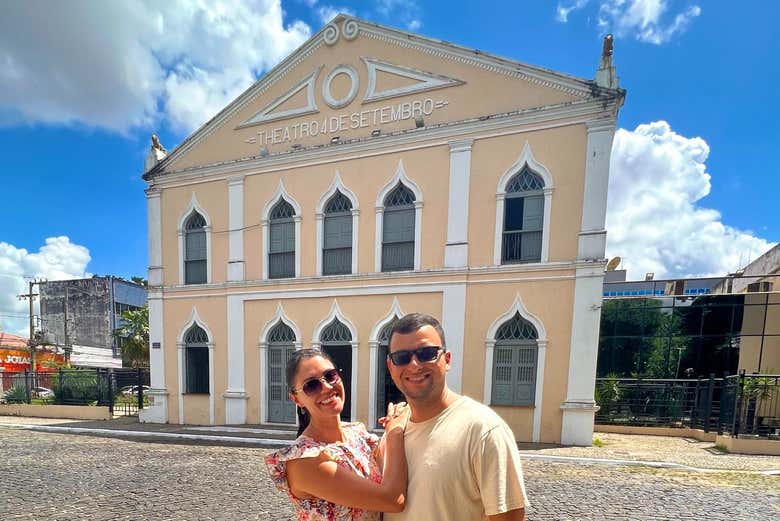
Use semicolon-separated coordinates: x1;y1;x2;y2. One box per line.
324;215;352;249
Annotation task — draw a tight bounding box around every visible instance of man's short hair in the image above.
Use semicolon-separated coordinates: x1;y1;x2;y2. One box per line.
388;313;447;350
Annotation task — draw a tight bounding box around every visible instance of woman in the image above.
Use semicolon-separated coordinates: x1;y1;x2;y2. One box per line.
265;348;409;520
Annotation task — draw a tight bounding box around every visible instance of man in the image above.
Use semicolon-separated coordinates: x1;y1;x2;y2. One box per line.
384;313;528;521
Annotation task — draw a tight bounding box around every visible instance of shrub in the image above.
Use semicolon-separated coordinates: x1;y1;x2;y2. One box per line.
3;385;28;404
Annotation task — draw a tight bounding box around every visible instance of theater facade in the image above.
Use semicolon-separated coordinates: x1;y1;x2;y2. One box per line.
141;15;625;445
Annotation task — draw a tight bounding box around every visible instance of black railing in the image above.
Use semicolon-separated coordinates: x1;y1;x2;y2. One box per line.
0;368;150;417
595;372;780;438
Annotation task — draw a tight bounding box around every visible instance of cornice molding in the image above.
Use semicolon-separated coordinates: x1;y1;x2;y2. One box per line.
147;97;620;188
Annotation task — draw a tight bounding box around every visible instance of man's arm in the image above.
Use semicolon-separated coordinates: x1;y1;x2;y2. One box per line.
488;508;525;521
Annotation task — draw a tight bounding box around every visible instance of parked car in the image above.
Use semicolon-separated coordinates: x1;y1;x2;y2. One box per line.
31;386;54;399
120;385;150;396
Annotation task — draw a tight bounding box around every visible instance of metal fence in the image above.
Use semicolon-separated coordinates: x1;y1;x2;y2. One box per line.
595;372;780;438
0;368;150;417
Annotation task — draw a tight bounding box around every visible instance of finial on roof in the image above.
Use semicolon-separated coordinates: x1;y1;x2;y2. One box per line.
145;133;168;172
595;34;619;89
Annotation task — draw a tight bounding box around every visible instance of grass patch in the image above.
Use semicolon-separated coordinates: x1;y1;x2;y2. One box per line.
714;443;730;454
592;437;606;448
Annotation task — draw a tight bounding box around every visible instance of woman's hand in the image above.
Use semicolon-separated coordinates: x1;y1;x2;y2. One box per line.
379;401;409;434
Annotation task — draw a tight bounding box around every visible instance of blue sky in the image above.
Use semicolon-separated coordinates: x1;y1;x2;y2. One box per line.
0;0;777;333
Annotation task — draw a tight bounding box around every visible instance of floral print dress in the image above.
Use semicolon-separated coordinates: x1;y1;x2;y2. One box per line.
265;422;383;521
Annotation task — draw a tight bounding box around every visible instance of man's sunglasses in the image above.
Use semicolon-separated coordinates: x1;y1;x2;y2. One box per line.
387;346;444;366
290;368;342;396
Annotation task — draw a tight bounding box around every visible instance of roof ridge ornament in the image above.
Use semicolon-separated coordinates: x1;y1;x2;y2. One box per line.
145;133;167;172
595;34;619;89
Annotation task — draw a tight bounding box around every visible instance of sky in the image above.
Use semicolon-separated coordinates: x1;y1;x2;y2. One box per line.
0;0;777;335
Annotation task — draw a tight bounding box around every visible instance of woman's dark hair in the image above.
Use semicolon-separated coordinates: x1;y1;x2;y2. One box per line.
286;348;336;436
388;313;447;349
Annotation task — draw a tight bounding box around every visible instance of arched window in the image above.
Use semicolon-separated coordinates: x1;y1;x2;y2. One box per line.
502;169;544;264
323;191;353;275
268;199;296;279
184;212;207;284
267;322;297;423
184;325;209;394
492;312;538;405
382;184;415;271
375;318;404;426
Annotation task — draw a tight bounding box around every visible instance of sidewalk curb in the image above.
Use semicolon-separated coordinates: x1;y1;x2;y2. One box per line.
0;423;291;447
3;422;778;475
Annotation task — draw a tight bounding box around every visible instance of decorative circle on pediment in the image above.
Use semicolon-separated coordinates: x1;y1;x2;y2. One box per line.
322;65;359;109
323;23;340;45
342;19;359;40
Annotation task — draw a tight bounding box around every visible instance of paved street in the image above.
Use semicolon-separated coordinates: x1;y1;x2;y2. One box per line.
1;427;778;520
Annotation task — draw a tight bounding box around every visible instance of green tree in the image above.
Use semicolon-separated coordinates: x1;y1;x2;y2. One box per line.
114;306;149;368
130;276;148;287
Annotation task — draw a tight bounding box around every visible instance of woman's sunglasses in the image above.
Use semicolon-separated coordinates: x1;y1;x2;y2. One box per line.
387;346;444;366
290;368;342;396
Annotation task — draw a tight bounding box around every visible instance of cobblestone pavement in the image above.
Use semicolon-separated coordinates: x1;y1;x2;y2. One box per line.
2;428;778;520
521;432;780;472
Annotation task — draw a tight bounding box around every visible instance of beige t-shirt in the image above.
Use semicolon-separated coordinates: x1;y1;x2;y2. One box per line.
386;396;529;521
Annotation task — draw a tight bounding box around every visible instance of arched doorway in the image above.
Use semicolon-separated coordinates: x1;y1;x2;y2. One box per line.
375;319;405;427
320;318;353;421
266;322;297;423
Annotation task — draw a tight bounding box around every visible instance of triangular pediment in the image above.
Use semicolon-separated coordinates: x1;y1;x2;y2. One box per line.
153;14;614;175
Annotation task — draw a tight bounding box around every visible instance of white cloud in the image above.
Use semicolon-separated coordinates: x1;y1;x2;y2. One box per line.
0;237;91;337
556;0;591;22
0;0;311;134
375;0;423;31
606;121;775;280
555;0;700;44
599;1;701;44
317;6;355;25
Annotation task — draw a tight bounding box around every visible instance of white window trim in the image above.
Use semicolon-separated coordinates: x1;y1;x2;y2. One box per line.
375;159;424;272
176;307;215;425
311;300;359;422
483;293;547;442
367;297;405;428
178;192;212;285
493;141;554;266
316;171;360;276
258;303;303;424
262;180;302;280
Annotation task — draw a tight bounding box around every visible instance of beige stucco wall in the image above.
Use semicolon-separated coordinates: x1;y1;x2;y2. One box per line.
242;293;443;425
163;296;228;425
171;34;579;170
161;180;229;287
0;404;111;420
462;276;574;443
468;126;586;265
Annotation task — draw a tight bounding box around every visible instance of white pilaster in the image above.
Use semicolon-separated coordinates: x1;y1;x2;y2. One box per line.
368;340;379;428
227;176;245;282
139;289;167;423
445;139;473;267
578;119;616;260
441;284;466;392
561;264;605;445
146;190;164;287
224;295;247;424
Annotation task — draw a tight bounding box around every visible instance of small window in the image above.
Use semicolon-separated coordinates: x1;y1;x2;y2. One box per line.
269;199;295;279
184;212;207;284
502;169;544;264
382;184;415;272
491;312;538;406
323;191;353;275
184;325;209;394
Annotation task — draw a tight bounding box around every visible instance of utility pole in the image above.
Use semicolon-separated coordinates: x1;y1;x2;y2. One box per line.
64;285;71;365
17;281;38;371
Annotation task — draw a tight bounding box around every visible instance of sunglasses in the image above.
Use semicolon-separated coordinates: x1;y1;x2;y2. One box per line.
290;368;342;396
388;346;444;366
